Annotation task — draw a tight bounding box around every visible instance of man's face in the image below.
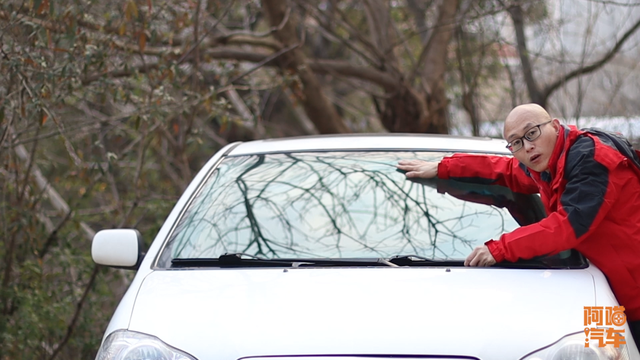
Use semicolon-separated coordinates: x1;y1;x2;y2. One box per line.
504;115;559;172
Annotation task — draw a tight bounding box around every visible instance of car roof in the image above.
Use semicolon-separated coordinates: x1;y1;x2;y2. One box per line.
227;133;511;156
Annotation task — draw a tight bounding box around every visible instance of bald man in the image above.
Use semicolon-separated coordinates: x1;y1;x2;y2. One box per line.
397;103;640;346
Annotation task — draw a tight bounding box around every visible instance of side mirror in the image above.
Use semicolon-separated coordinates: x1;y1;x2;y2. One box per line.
92;229;145;270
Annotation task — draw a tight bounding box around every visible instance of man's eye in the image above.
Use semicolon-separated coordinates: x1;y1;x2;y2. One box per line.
513;140;522;147
527;129;538;137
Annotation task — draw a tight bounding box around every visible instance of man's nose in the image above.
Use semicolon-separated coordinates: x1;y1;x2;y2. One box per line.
523;138;536;151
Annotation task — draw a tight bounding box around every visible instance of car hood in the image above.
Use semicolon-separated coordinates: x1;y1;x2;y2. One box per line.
128;267;593;360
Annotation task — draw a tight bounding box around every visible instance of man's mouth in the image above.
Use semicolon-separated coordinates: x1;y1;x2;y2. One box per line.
530;154;541;163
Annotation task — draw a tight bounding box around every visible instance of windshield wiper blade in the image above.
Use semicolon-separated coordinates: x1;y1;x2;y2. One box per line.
172;254;399;268
386;255;463;266
172;253;296;267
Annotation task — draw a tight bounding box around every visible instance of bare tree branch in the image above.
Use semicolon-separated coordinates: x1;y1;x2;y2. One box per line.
253;0;351;133
47;265;99;360
406;0;433;44
309;59;399;89
363;0;401;74
38;210;74;259
506;1;640;108
12;129;96;241
295;0;383;69
586;0;640;6
83;49;399;92
297;0;388;69
542;16;640;101
506;3;543;105
411;0;459;91
227;43;300;84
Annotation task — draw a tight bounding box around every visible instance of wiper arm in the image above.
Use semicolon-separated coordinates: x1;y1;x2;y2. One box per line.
386;255;565;268
386;255;463;267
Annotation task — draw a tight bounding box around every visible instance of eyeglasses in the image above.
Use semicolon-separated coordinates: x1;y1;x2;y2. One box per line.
505;121;552;153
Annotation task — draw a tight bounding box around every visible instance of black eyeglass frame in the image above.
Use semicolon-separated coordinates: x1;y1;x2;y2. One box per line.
505;120;553;153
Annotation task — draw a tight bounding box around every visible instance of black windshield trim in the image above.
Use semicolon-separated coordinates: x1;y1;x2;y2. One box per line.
169;252;588;270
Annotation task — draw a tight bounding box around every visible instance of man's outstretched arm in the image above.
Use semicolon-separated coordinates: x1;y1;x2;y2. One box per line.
398;155;539;194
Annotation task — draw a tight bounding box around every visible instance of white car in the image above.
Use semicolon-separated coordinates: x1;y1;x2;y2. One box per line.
92;134;639;360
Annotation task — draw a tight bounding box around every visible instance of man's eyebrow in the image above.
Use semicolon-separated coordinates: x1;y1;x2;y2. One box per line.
507;122;535;141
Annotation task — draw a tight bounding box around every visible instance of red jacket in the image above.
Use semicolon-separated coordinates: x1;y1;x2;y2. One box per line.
437;125;640;321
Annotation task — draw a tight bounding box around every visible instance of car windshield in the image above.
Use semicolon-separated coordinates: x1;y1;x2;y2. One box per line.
155;151;553;267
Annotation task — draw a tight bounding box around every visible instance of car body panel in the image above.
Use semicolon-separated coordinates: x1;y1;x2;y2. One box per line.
127;267;592;360
227;134;511;156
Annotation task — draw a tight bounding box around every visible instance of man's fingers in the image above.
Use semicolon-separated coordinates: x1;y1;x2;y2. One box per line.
464;248;478;266
397;165;415;171
397;160;429;170
397;161;437;179
468;257;479;267
398;160;423;165
469;255;480;267
398;166;425;178
465;246;495;267
397;162;421;169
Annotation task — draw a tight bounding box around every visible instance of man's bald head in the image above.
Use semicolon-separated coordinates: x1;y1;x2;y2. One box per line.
503;104;552;139
503;103;561;173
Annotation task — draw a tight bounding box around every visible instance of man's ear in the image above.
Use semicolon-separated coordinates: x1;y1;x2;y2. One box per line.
551;118;562;134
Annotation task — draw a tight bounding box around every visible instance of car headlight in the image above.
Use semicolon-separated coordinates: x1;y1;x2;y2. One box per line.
522;332;629;360
96;330;197;360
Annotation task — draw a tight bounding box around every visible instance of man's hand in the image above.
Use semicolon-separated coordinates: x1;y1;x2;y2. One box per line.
397;160;438;179
464;245;496;267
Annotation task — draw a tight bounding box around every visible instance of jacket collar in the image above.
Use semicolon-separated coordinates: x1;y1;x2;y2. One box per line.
546;125;569;180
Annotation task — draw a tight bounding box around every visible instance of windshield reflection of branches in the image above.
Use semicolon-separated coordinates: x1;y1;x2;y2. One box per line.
169;152;515;260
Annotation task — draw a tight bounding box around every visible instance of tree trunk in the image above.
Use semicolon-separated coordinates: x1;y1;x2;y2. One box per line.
418;0;459;134
380;85;427;132
508;4;545;107
379;0;458;134
261;0;350;134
